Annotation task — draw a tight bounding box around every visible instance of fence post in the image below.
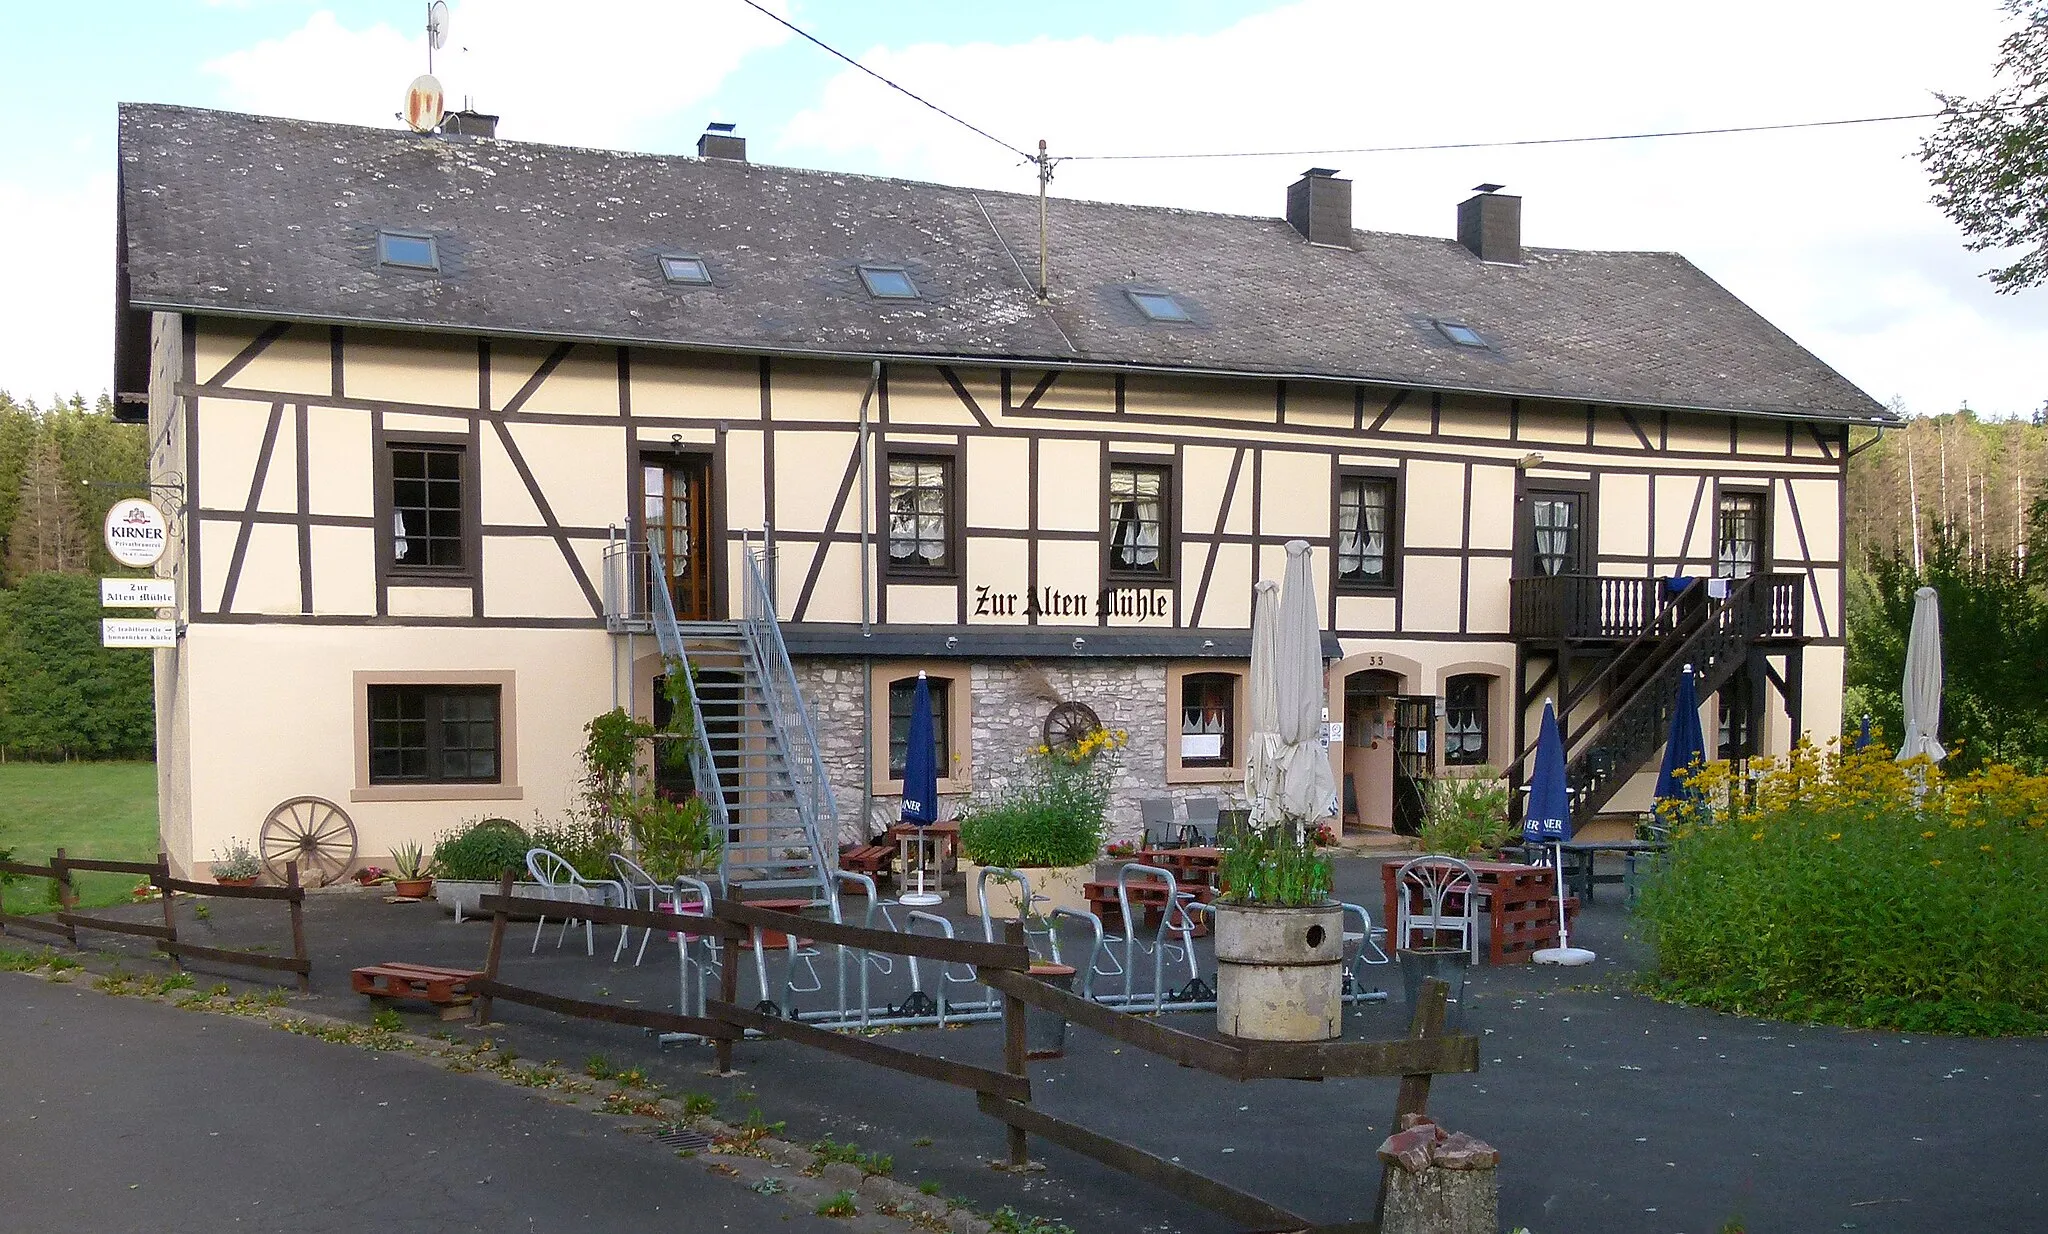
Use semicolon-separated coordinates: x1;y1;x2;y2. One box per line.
51;848;78;946
1375;976;1449;1228
714;918;741;1075
286;861;309;993
156;852;180;970
473;870;514;1027
1001;919;1031;1169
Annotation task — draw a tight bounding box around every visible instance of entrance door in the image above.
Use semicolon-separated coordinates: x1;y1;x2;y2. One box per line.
1522;488;1588;577
643;458;714;620
1392;696;1435;835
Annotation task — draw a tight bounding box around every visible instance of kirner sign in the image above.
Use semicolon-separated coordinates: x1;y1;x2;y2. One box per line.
103;499;169;569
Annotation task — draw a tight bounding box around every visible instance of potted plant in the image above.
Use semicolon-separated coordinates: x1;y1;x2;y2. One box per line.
430;817;544;919
959;728;1124;919
389;840;434;899
1214;819;1342;1042
212;837;261;887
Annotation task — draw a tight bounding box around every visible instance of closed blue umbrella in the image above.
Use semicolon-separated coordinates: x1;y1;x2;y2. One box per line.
1523;701;1570;845
1653;666;1707;804
898;672;942;905
1854;714;1873;752
1525;701;1593;965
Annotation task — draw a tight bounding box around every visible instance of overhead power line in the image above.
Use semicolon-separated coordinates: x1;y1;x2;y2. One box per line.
1058;103;2043;162
736;0;1033;162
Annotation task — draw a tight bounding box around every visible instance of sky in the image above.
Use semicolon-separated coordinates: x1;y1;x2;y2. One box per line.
0;0;2042;419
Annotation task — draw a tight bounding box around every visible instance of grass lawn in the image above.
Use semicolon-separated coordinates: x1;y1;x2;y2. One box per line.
0;762;160;911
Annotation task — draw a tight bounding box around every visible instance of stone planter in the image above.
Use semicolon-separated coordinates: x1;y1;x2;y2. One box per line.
1214;900;1345;1041
434;879;551;922
214;875;258;888
960;863;1092;919
1396;947;1470;1015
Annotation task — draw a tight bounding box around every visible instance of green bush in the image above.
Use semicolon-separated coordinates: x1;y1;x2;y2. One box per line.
431;817;531;881
531;815;623;880
1417;769;1515;856
1638;743;2048;1035
957;738;1119;869
622;792;714;880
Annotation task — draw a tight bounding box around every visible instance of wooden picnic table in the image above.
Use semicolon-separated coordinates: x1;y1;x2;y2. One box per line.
1379;857;1577;965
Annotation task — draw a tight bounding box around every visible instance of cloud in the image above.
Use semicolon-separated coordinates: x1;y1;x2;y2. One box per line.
768;0;2039;416
201;1;790;149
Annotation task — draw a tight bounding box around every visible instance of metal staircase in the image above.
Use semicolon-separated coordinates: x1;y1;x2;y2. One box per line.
1553;575;1770;818
637;540;836;905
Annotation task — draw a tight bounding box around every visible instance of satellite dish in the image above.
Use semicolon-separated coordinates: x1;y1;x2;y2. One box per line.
427;1;449;50
405;74;445;132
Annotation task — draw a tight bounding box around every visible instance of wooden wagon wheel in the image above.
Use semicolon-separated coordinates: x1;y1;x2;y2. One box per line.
258;796;358;886
1042;701;1103;754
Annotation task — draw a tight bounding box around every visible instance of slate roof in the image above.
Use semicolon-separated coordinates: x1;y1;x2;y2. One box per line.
115;103;1887;424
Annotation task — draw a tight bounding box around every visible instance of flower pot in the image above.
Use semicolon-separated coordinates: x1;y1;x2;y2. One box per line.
434;879;550;921
960;863;1092;918
392;878;434;899
1213;900;1345;1041
214;876;258;888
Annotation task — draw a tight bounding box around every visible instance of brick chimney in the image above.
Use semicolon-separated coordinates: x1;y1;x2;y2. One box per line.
1457;185;1521;264
697;122;746;161
1286;168;1353;248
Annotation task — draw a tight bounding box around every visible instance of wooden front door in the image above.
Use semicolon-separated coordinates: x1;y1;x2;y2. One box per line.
643;458;714;620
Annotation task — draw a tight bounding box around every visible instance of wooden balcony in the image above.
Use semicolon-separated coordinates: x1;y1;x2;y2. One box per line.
1509;573;1805;642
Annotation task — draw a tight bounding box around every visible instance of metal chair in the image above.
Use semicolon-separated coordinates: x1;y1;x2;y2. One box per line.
1394;855;1479;965
525;848;626;957
606;852;676;965
1180;797;1221;846
1139;797;1179;849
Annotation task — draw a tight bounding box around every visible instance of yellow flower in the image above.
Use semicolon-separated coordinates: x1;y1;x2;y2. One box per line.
1750;831;1764;842
1979;844;1993;853
1921;831;1935;839
1825;833;1841;842
1930;859;1942;867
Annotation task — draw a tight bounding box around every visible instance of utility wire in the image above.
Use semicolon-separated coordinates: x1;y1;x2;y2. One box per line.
1059;103;2042;162
736;0;1034;162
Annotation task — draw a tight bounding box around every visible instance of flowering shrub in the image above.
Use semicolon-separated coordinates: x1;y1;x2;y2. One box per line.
961;729;1127;869
1638;737;2048;1034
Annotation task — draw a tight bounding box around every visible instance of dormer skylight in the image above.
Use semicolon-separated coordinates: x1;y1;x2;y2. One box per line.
1434;319;1488;348
378;230;439;271
1128;289;1191;323
660;254;712;285
858;265;919;299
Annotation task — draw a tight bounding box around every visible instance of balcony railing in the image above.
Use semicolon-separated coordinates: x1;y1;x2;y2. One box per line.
1509;572;1805;642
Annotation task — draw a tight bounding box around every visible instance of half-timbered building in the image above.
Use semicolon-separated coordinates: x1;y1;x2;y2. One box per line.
113;104;1887;883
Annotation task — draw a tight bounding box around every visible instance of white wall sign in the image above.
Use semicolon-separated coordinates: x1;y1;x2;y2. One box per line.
101;578;176;607
101;618;177;648
103;499;169;569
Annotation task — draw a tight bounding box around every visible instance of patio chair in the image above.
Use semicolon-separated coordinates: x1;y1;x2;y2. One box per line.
1139;797;1179;849
606;852;677;966
525;848;626;957
1180;797;1221;846
1394;855;1480;965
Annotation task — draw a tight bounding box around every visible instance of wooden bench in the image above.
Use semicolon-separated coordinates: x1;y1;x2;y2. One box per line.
1084;878;1213;936
351;962;483;1020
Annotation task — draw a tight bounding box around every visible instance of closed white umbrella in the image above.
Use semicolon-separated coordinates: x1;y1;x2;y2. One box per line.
1898;585;1946;765
1245;580;1285;826
1247;540;1338;828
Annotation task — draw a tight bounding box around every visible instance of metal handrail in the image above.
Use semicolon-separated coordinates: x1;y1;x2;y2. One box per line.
737;543;837;892
646;540;733;849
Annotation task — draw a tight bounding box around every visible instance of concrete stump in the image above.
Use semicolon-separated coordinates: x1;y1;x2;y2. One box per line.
1378;1118;1500;1234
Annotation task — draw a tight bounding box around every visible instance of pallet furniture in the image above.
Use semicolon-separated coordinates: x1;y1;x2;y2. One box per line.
837;844;893;880
1378;858;1578;965
1135;846;1222;889
1084;877;1214;936
351;961;483;1020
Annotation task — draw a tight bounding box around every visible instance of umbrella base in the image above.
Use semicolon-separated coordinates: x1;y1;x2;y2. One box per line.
898;892;943;907
1533;946;1597;966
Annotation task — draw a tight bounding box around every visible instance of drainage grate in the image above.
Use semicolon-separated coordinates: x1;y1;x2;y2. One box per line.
655;1128;714;1152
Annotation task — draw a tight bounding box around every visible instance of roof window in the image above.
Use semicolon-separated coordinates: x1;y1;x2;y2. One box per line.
378;230;439;271
858;265;920;299
1128;289;1191;323
660;254;712;285
1434;319;1488;348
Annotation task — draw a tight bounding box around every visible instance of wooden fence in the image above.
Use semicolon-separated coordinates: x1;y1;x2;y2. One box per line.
469;877;1479;1234
0;849;310;990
